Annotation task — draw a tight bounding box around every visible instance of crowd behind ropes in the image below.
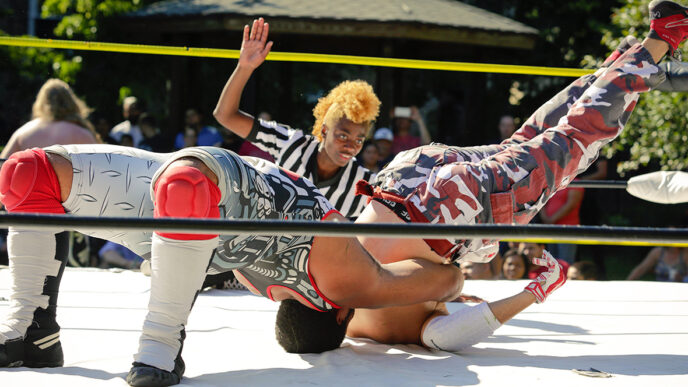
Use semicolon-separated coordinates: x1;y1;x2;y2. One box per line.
0;77;686;285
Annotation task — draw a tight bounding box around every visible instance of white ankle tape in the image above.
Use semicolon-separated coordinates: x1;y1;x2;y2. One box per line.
0;229;60;343
421;302;501;352
135;234;217;371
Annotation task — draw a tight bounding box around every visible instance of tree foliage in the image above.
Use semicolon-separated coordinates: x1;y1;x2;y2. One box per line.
600;0;688;175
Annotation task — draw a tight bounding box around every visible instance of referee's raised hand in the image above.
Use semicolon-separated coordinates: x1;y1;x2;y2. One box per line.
239;18;273;71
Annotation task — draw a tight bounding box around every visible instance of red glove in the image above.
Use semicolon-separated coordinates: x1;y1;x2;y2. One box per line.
524;250;566;303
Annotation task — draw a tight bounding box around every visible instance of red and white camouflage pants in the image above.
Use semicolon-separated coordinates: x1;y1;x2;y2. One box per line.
361;43;666;261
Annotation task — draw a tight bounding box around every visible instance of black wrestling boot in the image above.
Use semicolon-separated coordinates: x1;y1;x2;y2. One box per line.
126;329;186;387
0;309;63;368
126;355;185;387
0;230;69;368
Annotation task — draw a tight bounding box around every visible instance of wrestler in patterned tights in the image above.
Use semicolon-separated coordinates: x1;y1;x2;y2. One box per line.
361;43;666;265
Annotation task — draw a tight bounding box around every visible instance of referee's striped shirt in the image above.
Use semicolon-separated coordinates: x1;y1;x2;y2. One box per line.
246;118;374;218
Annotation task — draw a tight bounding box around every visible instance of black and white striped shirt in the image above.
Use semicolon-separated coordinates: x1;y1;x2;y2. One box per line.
246;118;374;218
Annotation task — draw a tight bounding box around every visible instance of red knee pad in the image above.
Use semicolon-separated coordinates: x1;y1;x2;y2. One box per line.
154;165;221;240
0;148;64;214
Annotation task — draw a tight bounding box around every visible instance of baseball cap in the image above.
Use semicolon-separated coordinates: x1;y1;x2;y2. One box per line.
373;127;394;141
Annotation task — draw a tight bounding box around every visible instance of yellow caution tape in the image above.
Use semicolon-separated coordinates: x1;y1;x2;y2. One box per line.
0;36;594;77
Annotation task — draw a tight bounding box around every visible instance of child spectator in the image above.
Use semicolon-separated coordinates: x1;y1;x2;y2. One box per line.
175;108;223;149
568;261;600;280
359;141;381;174
501;249;530;279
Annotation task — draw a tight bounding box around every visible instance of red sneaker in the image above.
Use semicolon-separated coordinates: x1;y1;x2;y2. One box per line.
649;0;688;54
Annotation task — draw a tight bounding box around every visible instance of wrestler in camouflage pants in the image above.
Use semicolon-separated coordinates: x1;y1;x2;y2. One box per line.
364;43;666;262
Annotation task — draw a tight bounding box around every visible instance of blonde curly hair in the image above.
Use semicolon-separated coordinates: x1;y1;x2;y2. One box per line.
311;80;380;141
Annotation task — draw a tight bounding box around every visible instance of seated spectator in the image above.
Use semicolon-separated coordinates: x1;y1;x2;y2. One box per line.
180;127;197;148
373;127;394;169
138;113;172;152
98;241;143;270
497;114;517;142
110;96;144;147
90;112;117;144
175;108;223;149
519;242;570;279
459;261;494;280
627;246;688;282
359;141;381;174
119;134;134;147
391;105;431;154
539;185;585;264
501;249;530;279
568;261;599;280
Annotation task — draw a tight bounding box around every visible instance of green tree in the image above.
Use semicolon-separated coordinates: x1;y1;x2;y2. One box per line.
600;0;688;175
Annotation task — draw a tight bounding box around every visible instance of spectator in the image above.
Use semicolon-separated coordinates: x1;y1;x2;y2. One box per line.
98;241;143;270
0;78;101;268
180;126;197;149
627;246;688;282
90;112;117;144
109;96;144;147
373;127;394;169
1;78;100;157
568;261;599;280
501;249;530;279
519;242;570;279
497;114;516;142
539;185;585;264
460;261;494;280
138;113;172;152
391;105;431;154
174;108;223;149
359;141;381;174
119;134;134;147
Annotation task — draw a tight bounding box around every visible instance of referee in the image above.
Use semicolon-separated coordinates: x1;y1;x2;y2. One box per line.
213;18;380;218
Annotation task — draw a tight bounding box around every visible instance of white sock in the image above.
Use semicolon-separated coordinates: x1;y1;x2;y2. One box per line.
421;302;502;352
134;234;217;371
0;228;61;343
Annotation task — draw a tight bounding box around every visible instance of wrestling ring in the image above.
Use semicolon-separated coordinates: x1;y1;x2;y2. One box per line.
0;36;687;387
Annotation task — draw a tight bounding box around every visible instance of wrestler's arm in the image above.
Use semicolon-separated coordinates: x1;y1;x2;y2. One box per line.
213;18;273;138
420;252;565;352
315;239;462;309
